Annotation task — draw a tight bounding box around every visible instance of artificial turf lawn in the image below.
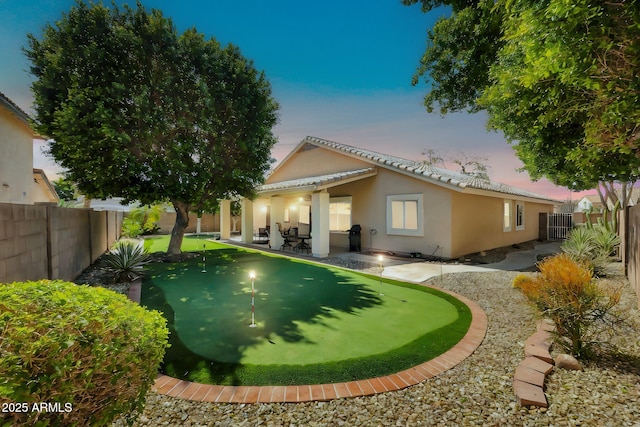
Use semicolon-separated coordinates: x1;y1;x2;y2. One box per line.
141;235;471;386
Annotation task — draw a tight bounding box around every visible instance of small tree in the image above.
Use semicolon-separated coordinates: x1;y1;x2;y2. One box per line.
52;177;76;201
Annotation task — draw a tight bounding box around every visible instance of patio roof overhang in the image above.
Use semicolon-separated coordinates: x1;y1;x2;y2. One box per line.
256;167;377;197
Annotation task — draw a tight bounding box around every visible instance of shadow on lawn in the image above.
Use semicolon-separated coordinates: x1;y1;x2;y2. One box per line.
141;247;382;384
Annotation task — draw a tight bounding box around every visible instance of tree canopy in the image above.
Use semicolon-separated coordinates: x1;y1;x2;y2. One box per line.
25;1;279;253
406;0;640;203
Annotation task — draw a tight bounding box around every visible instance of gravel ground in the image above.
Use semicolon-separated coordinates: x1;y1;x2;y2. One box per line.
116;261;640;427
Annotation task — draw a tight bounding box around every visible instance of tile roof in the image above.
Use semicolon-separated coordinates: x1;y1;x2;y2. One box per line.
0;91;32;124
258;168;376;192
302;136;557;202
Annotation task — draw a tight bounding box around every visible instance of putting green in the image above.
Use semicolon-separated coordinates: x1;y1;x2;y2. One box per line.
141;236;471;386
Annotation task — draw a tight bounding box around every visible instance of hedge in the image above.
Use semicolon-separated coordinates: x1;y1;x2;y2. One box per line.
0;280;168;426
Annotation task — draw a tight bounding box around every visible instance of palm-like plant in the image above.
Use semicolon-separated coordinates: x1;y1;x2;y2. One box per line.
103;240;151;283
561;226;596;261
562;224;620;276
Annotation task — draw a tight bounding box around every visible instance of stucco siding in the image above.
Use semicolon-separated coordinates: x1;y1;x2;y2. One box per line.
0;107;34;204
327;168;453;257
450;193;554;257
267;145;371;183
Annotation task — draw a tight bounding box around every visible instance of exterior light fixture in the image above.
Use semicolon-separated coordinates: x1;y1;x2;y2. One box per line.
378;255;384;296
249;270;257;327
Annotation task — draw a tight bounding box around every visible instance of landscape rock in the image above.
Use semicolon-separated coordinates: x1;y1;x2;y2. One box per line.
555;353;584;371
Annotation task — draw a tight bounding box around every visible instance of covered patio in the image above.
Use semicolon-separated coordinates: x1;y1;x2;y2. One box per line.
218;168;376;258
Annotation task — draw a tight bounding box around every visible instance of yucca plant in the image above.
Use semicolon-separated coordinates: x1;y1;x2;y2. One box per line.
103;240;151;283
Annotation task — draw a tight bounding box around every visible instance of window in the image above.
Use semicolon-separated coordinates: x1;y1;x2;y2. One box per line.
503;200;512;232
516;202;525;230
329;197;351;231
387;194;423;236
299;205;310;224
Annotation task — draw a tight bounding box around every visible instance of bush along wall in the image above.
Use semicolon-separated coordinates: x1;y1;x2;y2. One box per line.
0;280;169;426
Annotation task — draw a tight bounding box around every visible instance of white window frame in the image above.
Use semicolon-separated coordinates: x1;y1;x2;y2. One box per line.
386;193;424;236
503;200;512;232
329;196;352;231
515;201;525;231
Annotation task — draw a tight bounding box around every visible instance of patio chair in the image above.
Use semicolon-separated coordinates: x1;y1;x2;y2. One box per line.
277;222;297;251
294;222;311;254
256;227;269;242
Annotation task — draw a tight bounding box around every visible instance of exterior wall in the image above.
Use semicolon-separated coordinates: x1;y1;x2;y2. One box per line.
326;168;453;258
0;107;34;204
450;193;554;258
267;144;371;183
0;203;48;281
48;207;92;281
156;212;222;234
32;171;59;204
626;205;640;308
0;203;123;283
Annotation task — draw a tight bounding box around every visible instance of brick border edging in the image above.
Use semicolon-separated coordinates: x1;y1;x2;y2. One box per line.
151;286;488;404
513;320;555;408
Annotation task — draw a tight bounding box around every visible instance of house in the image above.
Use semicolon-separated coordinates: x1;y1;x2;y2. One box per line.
576;189;640;213
32;168;59;204
230;136;557;259
0;92;57;204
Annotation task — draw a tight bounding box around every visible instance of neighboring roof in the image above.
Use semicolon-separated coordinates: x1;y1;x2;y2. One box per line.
258;168;376;193
581;188;640;208
86;197;138;212
0;91;31;125
33;168;59;202
266;136;558;203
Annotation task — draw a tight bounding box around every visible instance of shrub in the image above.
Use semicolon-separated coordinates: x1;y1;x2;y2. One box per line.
121;217;144;238
122;205;163;237
103;240;151;283
0;280;168;426
513;253;621;357
562;224;620;276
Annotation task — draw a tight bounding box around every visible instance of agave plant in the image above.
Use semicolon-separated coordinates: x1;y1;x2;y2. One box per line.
103;240;151;283
590;224;621;257
561;226;596;262
562;224;620;276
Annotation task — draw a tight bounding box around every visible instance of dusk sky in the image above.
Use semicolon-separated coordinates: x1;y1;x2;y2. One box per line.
0;0;588;200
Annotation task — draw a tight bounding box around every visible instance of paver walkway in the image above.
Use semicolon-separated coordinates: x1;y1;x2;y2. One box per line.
152;286;487;403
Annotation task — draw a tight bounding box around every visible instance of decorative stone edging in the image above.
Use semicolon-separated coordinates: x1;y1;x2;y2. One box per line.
513;320;555;407
151;286;488;404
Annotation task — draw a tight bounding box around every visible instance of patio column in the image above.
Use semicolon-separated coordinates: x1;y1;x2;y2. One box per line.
240;198;254;244
311;191;330;257
220;199;231;240
269;196;285;249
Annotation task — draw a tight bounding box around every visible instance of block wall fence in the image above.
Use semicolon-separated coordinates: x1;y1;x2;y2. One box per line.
0;203;122;283
626;205;640;309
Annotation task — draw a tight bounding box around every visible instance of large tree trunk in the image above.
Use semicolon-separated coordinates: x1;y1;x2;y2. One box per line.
168;200;190;255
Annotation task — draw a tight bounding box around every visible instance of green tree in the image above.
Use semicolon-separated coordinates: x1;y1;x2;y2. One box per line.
25;1;279;254
52;177;76;201
406;0;640;201
402;0;503;115
480;0;640;198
